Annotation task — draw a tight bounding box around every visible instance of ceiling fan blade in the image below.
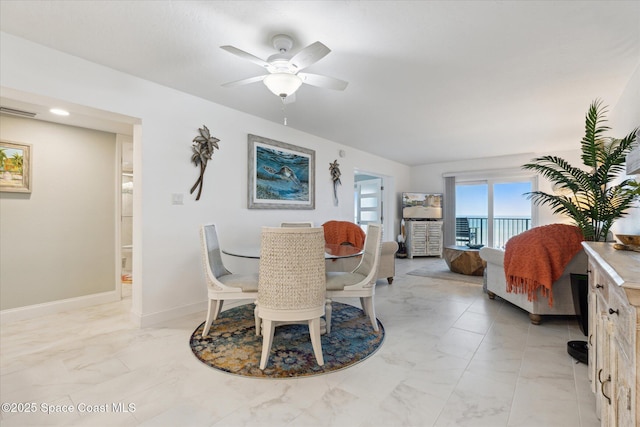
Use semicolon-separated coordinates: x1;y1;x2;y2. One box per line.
298;73;348;91
289;41;331;71
221;75;266;88
220;45;271;69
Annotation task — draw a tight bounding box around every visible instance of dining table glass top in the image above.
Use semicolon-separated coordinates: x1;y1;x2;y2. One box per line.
222;243;363;260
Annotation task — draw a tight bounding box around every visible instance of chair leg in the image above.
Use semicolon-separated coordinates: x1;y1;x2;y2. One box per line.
202;299;216;338
308;318;324;366
359;297;367;315
387;277;393;284
259;319;275;370
325;299;332;335
254;304;261;336
212;299;224;321
362;296;379;332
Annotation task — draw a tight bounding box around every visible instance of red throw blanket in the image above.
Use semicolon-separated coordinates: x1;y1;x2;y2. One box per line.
504;224;584;306
322;220;366;249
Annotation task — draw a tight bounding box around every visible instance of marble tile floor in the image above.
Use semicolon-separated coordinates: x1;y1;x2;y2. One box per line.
0;257;599;427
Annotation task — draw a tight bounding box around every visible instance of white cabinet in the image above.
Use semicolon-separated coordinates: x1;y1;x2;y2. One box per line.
406;220;443;258
584;242;639;427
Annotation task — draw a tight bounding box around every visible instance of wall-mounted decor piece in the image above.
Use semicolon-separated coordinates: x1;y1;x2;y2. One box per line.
329;159;341;206
190;125;219;201
248;134;315;209
0;141;32;193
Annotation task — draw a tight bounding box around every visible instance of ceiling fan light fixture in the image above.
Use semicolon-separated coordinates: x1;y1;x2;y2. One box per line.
263;73;302;98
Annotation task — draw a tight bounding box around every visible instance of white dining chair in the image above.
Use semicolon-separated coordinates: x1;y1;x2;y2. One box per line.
325;223;383;334
255;226;326;370
200;223;259;337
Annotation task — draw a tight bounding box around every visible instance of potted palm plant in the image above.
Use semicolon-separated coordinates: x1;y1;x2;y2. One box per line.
522;99;639;242
524;100;639;363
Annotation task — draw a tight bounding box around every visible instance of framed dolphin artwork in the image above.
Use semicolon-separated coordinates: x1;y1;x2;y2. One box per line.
248;134;315;209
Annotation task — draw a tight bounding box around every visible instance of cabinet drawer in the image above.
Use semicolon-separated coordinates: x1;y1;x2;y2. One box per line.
589;262;609;301
609;286;636;361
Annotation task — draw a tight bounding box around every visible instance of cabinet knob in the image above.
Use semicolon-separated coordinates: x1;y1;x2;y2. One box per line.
609;308;619;315
596;284;603;289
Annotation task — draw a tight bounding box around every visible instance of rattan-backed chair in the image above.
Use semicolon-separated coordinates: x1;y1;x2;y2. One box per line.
280;222;314;227
325;223;383;334
255;227;326;370
200;224;259;337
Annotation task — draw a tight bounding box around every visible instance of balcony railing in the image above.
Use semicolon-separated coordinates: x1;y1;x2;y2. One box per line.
456;217;531;248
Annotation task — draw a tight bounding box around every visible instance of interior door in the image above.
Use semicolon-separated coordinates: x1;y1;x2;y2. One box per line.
355;178;382;229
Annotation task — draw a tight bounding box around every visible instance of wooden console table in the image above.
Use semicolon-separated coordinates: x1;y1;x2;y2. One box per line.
583;242;639;426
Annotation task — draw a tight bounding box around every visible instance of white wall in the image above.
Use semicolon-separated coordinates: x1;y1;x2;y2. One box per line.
0;115;117;310
609;61;640;235
0;33;410;325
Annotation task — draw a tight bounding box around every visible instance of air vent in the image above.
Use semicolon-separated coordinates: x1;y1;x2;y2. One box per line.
0;106;37;118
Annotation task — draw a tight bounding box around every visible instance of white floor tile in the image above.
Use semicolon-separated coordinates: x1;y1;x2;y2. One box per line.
0;258;599;427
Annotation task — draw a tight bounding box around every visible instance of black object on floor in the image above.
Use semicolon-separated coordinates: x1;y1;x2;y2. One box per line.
567;340;588;364
570;273;589;336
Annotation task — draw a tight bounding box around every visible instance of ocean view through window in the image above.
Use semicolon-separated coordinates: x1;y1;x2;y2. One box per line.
456;180;533;248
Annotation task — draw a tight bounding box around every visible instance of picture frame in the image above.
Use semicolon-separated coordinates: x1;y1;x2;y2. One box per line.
0;141;32;193
248;134;315;209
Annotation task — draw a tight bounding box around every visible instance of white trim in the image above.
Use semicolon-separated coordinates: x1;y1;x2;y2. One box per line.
0;291;121;324
442;167;533;180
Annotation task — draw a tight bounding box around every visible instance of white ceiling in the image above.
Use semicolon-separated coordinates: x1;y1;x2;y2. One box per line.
1;1;638;166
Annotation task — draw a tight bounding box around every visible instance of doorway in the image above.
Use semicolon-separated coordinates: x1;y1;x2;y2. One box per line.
120;136;133;295
354;172;384;232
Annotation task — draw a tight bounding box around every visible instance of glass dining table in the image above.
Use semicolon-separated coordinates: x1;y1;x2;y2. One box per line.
222;243;363;260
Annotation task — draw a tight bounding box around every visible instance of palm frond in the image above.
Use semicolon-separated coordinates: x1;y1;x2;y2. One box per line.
522;99;639;241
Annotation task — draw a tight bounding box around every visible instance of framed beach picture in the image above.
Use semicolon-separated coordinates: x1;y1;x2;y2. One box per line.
248;134;315;209
0;141;32;193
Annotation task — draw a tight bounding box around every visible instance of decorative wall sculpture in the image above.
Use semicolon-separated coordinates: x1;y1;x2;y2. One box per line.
329;159;341;206
190;125;219;201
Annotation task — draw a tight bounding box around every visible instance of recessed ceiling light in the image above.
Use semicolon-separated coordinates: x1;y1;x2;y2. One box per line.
50;108;70;116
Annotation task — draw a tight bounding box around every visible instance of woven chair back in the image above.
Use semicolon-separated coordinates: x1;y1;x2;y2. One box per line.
258;227;326;310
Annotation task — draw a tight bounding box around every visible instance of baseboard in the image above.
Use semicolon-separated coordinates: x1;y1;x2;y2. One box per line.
137;300;208;328
136;299;252;328
0;290;121;324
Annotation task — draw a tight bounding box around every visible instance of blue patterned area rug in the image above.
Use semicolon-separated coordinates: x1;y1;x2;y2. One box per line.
190;302;385;379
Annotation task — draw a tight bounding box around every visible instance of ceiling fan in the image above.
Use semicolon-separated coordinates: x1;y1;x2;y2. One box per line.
220;34;348;102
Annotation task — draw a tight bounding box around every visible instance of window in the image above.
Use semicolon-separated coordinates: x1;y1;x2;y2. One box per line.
446;170;536;248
